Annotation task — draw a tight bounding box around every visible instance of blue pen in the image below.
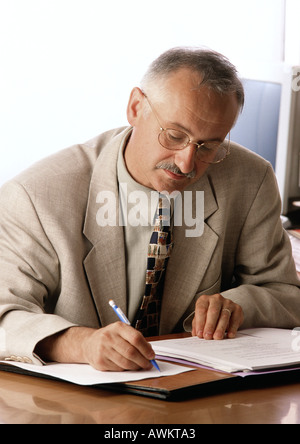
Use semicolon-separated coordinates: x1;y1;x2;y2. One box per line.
109;300;161;371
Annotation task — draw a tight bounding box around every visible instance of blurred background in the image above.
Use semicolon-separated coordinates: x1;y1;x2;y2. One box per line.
1;0;300;185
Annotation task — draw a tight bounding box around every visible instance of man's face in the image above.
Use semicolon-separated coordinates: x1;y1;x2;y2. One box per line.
125;68;240;193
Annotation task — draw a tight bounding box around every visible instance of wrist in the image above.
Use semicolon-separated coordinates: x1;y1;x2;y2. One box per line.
35;326;96;364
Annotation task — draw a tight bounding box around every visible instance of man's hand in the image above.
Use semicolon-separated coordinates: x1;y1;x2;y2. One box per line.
192;294;244;340
82;323;155;371
35;323;156;372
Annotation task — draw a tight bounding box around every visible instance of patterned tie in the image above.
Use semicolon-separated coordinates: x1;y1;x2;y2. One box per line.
134;195;174;337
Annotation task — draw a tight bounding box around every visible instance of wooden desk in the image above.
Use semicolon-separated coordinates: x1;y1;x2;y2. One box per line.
0;334;300;424
0;371;300;424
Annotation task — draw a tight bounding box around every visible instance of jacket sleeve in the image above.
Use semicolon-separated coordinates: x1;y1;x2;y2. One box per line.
0;180;76;365
222;165;300;329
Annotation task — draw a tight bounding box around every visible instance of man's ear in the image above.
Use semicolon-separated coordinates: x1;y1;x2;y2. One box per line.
127;87;145;126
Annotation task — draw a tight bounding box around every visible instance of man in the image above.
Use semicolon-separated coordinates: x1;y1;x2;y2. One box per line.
0;47;299;372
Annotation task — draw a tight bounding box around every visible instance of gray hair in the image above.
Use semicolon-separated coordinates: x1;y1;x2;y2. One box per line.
141;47;244;109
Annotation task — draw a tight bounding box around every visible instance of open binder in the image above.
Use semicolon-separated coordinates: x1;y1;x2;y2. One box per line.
102;366;239;400
1;359;300;401
0;359;239;400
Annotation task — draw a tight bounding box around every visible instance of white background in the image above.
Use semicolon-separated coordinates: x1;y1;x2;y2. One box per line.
1;0;299;185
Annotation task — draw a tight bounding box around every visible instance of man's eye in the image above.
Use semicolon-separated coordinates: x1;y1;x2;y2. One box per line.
166;131;186;142
201;142;220;151
200;144;213;152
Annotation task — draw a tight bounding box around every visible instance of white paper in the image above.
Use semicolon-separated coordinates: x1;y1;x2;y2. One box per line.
0;360;194;386
151;329;300;373
288;234;300;271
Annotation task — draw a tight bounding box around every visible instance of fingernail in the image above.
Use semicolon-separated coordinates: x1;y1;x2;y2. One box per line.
214;331;223;340
204;331;213;339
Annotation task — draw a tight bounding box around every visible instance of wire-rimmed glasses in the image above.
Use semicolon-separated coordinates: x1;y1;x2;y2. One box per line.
143;93;231;165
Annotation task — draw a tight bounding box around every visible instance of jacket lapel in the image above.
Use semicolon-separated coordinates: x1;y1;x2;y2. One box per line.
160;175;219;334
83;129;130;327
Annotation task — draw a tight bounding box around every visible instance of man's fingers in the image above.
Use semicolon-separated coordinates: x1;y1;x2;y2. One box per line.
118;322;155;361
192;294;244;340
192;298;209;338
213;308;233;340
89;322;155;371
193;294;225;339
227;306;244;338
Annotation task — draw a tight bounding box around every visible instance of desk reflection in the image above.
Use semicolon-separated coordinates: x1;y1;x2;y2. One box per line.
0;371;300;424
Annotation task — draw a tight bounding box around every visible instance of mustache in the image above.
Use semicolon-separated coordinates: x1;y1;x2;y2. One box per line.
155;162;196;179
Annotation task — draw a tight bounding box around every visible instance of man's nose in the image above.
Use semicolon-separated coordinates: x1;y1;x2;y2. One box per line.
174;144;196;175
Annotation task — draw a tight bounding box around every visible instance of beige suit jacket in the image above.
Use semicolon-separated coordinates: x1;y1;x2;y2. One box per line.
1;127;300;365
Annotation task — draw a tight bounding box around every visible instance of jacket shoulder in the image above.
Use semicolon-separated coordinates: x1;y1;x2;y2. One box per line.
7;127;128;188
203;141;280;219
227;141;271;171
209;141;274;188
0;127;129;223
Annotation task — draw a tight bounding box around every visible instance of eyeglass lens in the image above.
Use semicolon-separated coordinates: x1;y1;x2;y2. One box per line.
158;129;229;164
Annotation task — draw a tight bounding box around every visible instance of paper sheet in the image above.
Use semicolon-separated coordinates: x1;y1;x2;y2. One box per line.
151;329;300;373
0;360;194;386
288;233;300;271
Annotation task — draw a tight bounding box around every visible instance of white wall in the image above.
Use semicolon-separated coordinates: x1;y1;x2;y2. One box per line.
285;0;300;65
0;0;293;185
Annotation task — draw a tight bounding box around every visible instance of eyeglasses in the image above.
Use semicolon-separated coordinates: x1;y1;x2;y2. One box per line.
143;93;231;165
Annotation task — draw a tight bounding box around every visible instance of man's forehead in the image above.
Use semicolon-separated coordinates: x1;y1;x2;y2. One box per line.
155;79;239;133
155;68;238;107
